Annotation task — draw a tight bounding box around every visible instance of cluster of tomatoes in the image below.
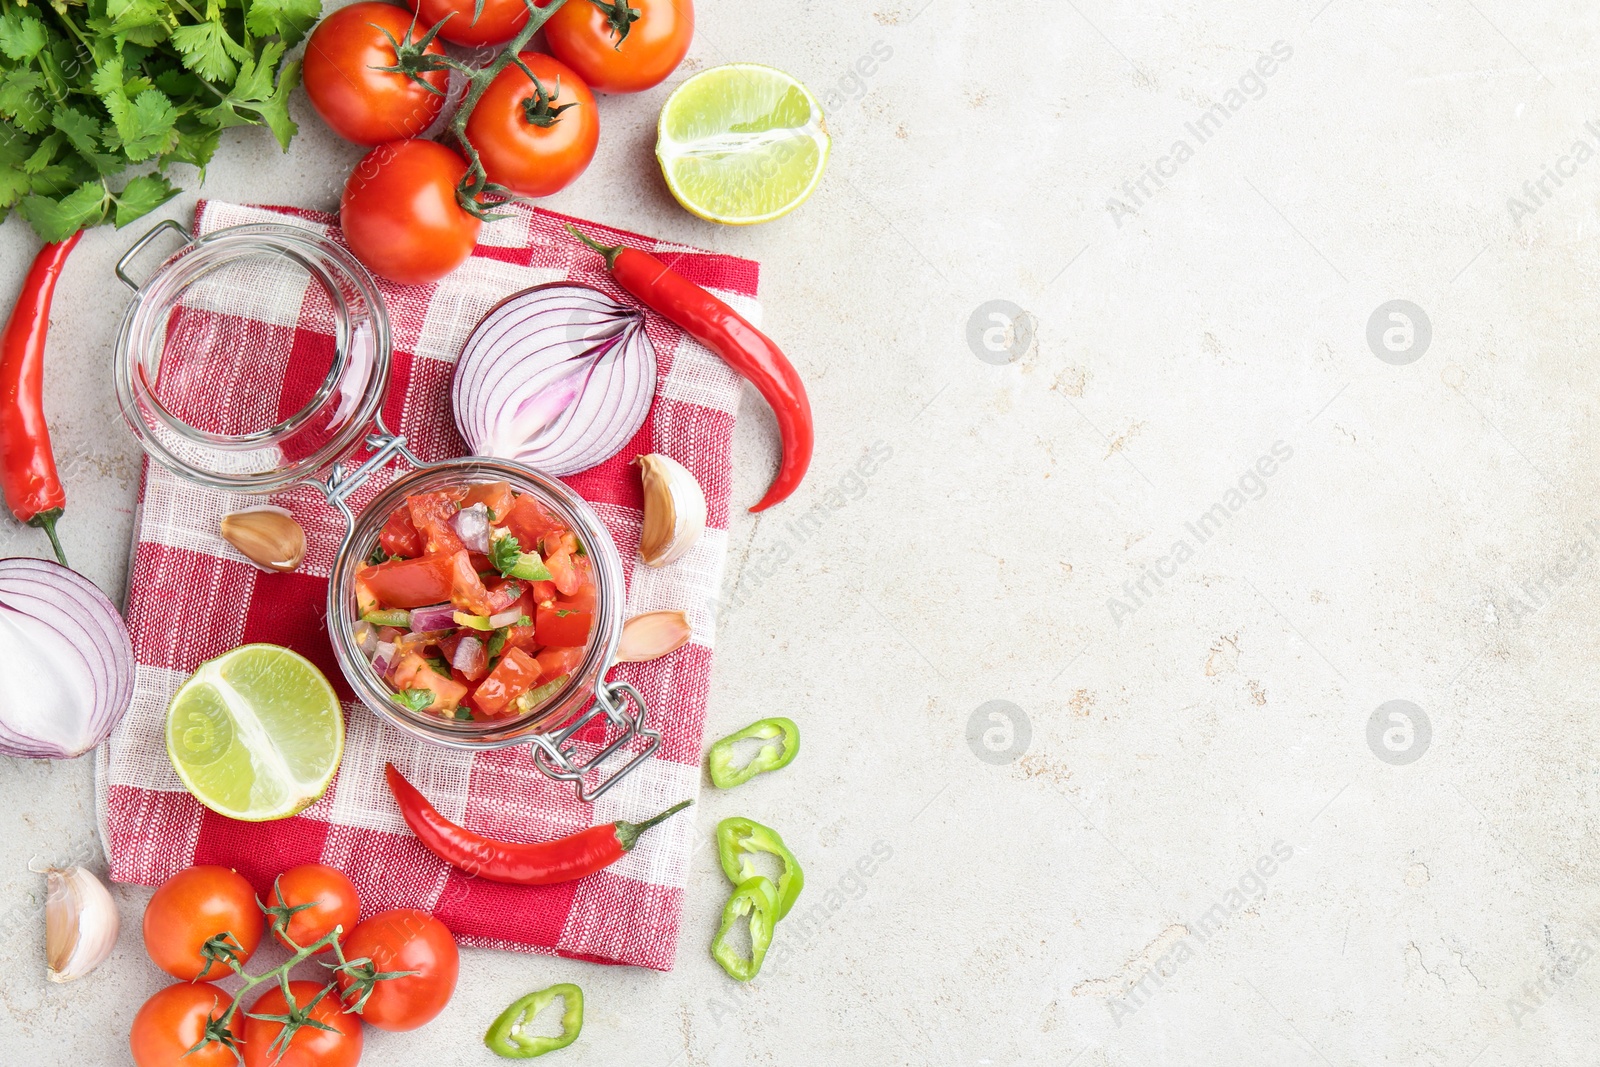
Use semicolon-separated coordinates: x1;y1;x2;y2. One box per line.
301;0;695;286
130;864;459;1067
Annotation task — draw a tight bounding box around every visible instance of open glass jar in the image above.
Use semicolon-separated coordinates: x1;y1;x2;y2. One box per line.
113;218;660;800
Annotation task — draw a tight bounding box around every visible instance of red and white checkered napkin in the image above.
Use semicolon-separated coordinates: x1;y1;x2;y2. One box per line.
95;199;760;971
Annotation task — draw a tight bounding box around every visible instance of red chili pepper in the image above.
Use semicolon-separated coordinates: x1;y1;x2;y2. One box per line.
384;763;691;885
569;225;812;512
0;232;81;566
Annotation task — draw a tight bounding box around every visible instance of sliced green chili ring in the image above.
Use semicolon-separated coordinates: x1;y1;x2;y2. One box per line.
513;674;568;714
361;608;412;628
716;817;804;919
484;982;583;1058
706;717;799;789
710;877;779;982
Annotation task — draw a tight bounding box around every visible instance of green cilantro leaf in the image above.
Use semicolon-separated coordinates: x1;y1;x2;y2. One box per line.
0;12;48;62
18;182;110;242
113;173;179;227
245;0;322;48
393;689;436;712
170;21;247;83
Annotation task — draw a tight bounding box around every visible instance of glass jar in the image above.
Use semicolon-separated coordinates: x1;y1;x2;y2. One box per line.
113;218;659;800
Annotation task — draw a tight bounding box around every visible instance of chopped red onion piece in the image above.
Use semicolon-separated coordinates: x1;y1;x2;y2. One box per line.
488;606;523;628
452;503;491;555
409;603;456;633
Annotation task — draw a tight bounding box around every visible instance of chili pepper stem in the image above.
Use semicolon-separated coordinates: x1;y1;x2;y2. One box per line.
614;798;693;851
30;508;67;566
566;224;624;270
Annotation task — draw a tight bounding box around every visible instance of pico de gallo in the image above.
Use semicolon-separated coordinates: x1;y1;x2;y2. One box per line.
352;481;596;721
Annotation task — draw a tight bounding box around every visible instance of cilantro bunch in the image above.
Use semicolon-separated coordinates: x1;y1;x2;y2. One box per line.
0;0;319;242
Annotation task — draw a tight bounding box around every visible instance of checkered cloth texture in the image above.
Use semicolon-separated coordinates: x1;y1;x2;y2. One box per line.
95;199;759;971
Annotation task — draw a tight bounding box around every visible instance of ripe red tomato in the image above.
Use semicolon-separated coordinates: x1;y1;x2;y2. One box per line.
335;909;460;1031
408;0;528;46
303;2;448;145
264;864;361;954
130;983;236;1067
544;0;693;94
340;139;481;285
466;52;599;197
241;981;363;1067
143;866;264;981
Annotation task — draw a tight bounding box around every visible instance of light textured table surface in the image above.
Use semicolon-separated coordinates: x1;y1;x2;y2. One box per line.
3;1;1598;1063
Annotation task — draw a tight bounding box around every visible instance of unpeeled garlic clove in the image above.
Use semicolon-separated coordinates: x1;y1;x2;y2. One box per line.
616;610;693;662
45;866;119;983
221;506;306;573
637;454;706;568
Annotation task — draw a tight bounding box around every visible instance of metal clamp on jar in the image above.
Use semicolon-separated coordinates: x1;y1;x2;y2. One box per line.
113;218;660;801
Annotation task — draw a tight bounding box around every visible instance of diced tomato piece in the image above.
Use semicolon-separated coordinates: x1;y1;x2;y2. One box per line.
544;550;581;596
535;605;593;648
447;550;493;615
557;582;596;613
409;491;466;556
355;577;380;615
472;647;541;717
502;494;568;554
379;506;423;558
463;481;514;521
484;578;524;614
544;530;579;557
468;551;492;574
437;633;463;662
535;646;585;682
359;554;456;609
529;581;558;609
391;652;468;712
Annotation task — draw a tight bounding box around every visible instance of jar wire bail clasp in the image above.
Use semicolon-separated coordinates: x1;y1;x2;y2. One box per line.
529;681;662;802
306;415;430;531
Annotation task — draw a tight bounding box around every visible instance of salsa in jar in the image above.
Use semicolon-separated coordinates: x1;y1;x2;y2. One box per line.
352;480;597;721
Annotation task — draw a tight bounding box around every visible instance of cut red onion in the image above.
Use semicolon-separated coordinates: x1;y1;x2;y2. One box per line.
371;640;396;677
0;558;135;759
409;603;456;633
453;282;657;477
452;503;491;554
352;620;378;657
488;606;523;628
452;635;486;679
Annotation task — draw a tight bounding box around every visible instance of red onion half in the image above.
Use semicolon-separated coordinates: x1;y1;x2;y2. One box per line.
0;558;135;759
452;283;657;476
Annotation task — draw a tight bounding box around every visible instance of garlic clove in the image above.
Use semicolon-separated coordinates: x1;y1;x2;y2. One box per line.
616;610;693;662
220;505;307;573
45;866;119;983
637;454;706;568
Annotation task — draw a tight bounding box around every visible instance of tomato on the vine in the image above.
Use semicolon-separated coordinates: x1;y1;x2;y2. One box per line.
241;981;363;1067
143;866;264;981
341;139;481;285
303;2;449;145
335;908;460;1031
543;0;694;94
263;863;361;954
408;0;529;46
130;982;236;1067
466;52;599;197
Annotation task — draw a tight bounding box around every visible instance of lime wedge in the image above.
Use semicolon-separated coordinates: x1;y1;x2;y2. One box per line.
656;63;830;225
166;644;344;822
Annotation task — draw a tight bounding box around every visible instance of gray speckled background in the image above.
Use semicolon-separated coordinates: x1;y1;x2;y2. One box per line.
3;1;1599;1063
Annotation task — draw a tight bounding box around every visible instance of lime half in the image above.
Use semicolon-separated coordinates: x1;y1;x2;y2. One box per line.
657;63;830;225
166;644;344;822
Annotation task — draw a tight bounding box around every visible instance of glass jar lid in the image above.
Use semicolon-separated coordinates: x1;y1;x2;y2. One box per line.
113;220;392;493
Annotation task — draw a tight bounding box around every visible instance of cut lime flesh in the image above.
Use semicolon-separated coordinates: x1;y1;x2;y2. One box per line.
657;63;830;225
166;644;343;822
